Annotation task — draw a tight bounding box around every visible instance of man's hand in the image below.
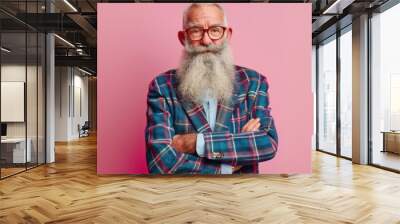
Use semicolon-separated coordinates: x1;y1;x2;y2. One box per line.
171;133;197;154
233;118;261;172
241;118;260;132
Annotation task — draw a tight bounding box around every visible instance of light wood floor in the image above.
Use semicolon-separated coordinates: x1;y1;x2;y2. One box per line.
1;134;400;224
372;150;400;171
1;167;26;178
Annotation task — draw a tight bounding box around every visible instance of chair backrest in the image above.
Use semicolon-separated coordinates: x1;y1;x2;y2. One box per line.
82;121;90;129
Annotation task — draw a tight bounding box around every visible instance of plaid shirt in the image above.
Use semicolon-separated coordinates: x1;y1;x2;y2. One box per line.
145;65;278;174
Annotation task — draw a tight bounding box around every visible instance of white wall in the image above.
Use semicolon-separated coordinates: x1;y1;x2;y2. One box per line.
55;66;69;141
55;66;89;141
1;63;46;164
72;72;89;138
1;65;26;133
1;64;41;138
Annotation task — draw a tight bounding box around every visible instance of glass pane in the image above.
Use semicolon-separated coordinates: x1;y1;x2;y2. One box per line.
1;31;27;177
312;45;317;150
340;29;352;158
25;0;38;169
371;4;400;171
27;31;38;169
318;36;337;154
38;32;45;165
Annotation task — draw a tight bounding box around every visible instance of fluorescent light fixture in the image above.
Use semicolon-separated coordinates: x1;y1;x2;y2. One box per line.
323;0;341;14
78;67;93;76
322;0;354;15
76;48;86;56
63;0;78;12
1;47;11;53
54;34;75;48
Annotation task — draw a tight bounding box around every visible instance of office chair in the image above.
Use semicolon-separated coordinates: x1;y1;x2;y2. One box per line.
79;121;90;138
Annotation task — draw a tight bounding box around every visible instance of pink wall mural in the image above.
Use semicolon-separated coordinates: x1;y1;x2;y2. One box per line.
97;3;312;174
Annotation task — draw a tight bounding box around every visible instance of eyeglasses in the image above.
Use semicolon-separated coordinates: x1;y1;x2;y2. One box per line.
184;26;227;41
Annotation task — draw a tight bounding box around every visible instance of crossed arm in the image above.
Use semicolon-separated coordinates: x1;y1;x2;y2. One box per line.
145;77;278;174
171;118;262;172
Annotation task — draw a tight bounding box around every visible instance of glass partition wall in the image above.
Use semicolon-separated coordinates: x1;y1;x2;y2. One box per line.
0;1;46;179
316;26;353;159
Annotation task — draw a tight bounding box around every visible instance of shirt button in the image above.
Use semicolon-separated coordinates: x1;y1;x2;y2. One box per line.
212;152;223;159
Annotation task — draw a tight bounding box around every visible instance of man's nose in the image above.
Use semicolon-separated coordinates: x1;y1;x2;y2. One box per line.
201;31;213;46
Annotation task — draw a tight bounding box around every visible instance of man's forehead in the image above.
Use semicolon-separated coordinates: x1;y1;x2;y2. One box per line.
185;6;225;27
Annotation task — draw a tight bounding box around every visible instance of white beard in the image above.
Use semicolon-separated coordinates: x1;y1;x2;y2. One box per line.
177;39;235;105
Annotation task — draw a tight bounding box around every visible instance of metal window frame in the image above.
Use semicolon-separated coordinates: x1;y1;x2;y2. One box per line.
315;23;353;162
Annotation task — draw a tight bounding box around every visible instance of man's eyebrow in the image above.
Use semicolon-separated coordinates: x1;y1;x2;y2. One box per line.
185;23;201;28
185;22;225;28
209;23;225;27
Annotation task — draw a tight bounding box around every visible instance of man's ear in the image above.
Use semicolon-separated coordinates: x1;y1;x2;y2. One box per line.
178;31;185;46
226;27;233;41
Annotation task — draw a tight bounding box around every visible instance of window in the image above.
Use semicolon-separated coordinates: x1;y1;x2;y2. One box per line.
339;27;352;158
371;2;400;171
317;35;337;154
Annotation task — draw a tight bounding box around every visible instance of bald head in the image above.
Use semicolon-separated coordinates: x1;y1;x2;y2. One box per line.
182;3;228;29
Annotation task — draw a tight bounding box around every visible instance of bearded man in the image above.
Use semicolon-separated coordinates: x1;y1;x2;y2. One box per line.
145;3;278;174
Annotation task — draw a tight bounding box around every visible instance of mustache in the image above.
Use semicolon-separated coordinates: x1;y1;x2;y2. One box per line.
184;40;227;55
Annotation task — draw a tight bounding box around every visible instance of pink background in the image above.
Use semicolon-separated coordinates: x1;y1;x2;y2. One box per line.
97;3;312;174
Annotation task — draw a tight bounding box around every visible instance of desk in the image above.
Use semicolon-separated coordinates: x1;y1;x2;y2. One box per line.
1;138;31;163
382;131;400;154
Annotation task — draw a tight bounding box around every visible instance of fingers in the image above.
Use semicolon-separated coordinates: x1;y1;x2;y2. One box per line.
242;118;256;132
244;119;259;132
241;118;260;132
172;134;180;143
247;118;260;131
233;165;242;172
171;134;181;151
